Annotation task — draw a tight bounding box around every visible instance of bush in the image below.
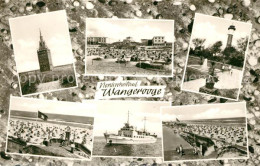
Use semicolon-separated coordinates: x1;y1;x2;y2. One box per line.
184;67;207;82
21;80;38;95
61;75;77;88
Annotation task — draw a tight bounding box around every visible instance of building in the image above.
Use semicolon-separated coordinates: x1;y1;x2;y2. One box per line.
226;25;236;48
123;36;134;43
37;30;53;72
141;39;149;45
87;37;107;45
152;36;165;46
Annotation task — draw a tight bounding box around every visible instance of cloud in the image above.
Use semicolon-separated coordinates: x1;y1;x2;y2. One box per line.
193;108;220;119
15;39;39;72
192;108;244;120
12;97;95;117
47;35;74;66
17;39;37;50
191;15;251;50
161;113;177;121
86;19;174;43
192;22;227;49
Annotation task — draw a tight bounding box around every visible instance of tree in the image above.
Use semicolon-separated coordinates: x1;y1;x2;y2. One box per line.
223;46;237;61
237;37;248;53
192;38;206;51
223;46;244;68
191;38;206;64
210;41;223;56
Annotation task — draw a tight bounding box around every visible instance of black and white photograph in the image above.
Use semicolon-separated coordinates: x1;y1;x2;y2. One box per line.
5;96;95;160
161;102;248;162
92;100;170;158
85;18;174;77
9;10;77;96
181;13;252;100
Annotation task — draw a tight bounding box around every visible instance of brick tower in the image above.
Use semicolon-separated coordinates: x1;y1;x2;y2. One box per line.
226;25;236;48
37;30;53;72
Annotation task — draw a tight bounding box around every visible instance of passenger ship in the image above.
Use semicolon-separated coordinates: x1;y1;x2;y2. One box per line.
104;111;157;145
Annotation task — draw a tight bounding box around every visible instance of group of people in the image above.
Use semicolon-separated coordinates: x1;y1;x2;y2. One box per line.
177;123;246;146
8;118;93;153
175;143;207;157
172;123;246;151
221;64;234;75
176;144;184;156
87;47;172;63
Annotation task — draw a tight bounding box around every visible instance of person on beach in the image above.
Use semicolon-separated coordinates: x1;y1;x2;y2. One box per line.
179;145;184;156
71;142;75;153
222;65;225;72
229;65;233;75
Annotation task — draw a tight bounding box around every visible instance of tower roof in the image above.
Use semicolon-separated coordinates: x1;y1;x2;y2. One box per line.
228;25;236;31
38;29;47;50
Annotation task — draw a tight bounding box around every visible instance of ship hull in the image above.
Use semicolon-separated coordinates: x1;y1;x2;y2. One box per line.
104;134;157;145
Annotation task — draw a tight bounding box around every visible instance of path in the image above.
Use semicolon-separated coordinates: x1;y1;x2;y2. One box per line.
214;69;242;89
163;126;219;161
86;56;171;76
37;80;61;92
163;126;192;151
182;78;205;92
182;68;242;91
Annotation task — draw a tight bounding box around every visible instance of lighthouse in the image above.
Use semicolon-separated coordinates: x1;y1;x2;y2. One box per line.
226;25;236;48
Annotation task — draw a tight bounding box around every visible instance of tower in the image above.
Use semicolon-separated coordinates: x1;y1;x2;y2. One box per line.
37;30;53;72
226;25;236;48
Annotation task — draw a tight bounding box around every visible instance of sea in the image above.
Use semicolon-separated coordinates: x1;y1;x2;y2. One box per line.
183;117;246;127
93;136;162;157
11;110;94;125
10;110;93;129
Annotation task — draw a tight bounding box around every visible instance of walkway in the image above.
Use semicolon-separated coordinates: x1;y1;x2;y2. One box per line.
163;126;192;151
182;68;242;91
37;80;61;92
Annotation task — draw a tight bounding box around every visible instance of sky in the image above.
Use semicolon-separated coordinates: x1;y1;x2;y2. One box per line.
191;13;252;50
85;18;174;43
161;102;246;122
93;101;170;137
10;96;96;118
10;10;74;73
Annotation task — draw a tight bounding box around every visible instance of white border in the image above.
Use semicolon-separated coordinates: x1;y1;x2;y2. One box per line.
84;17;175;78
5;95;95;161
9;10;79;97
180;13;253;101
90;100;171;158
160;102;249;162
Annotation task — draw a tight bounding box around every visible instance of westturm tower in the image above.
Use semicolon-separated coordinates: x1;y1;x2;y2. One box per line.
226;25;236;48
37;30;53;72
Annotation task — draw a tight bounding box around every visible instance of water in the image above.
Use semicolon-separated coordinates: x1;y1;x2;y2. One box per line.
93;136;162;157
11;110;94;125
184;117;246;127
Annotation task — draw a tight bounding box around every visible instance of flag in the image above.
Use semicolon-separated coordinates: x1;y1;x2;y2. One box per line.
38;111;48;121
176;118;180;122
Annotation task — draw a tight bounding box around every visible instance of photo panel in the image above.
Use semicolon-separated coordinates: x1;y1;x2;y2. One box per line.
9;10;78;96
5;96;95;160
181;13;252;100
85;18;174;77
161;102;248;162
91;100;171;158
